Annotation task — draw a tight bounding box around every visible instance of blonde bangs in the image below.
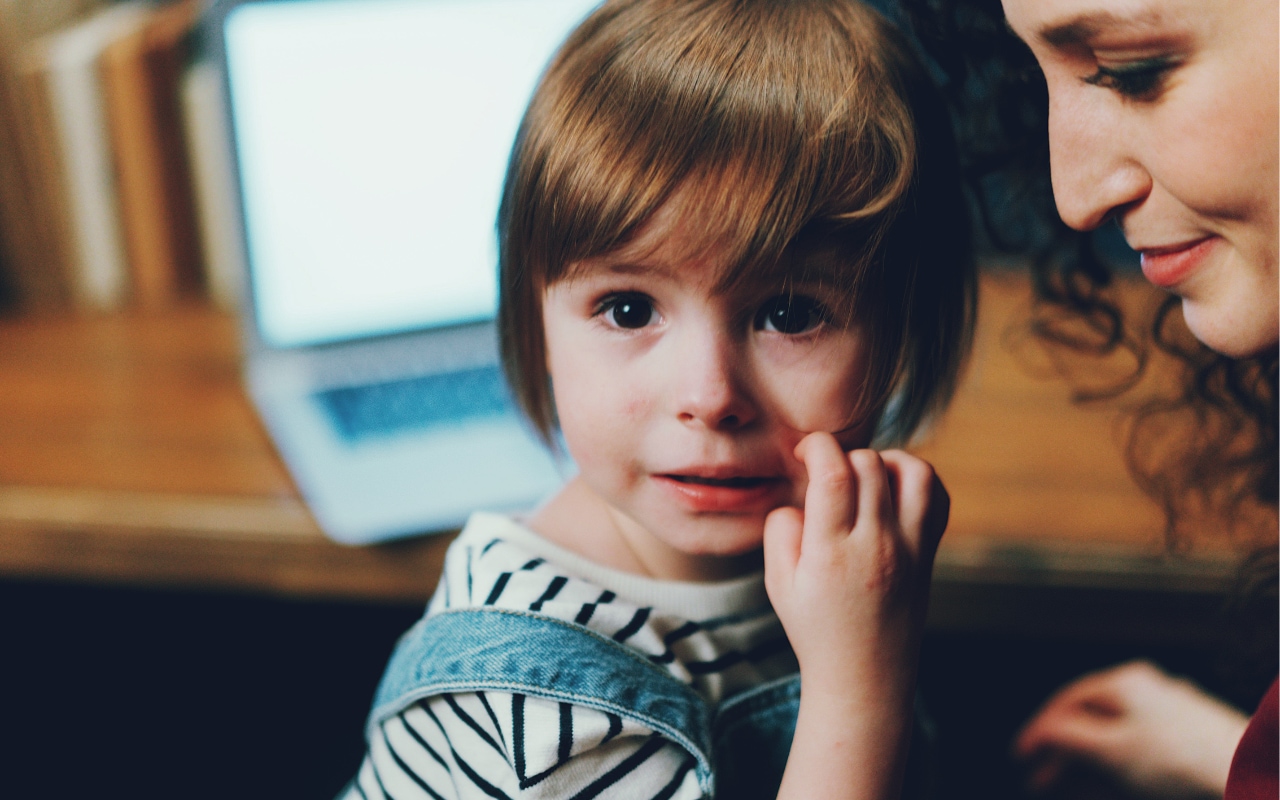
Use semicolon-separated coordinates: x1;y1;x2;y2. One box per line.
522;0;918;288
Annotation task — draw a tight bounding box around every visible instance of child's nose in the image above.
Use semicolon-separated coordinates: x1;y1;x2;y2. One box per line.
671;330;757;431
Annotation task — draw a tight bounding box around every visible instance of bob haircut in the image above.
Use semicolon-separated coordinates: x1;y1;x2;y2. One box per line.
498;0;976;448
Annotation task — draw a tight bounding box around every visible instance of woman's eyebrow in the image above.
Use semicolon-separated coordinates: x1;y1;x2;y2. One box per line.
1034;9;1167;47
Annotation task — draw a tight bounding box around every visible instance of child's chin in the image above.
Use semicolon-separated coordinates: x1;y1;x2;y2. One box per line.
678;542;766;580
668;516;767;558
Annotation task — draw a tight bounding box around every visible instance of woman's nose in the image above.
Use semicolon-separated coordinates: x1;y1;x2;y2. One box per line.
671;329;757;431
1047;82;1152;231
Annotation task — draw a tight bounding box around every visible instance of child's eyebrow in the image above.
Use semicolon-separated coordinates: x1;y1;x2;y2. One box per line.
599;261;664;275
567;257;675;281
779;246;854;283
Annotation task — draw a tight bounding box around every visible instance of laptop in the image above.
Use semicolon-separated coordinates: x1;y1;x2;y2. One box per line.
209;0;599;544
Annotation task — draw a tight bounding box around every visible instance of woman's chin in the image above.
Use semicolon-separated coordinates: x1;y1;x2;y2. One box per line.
1181;297;1280;358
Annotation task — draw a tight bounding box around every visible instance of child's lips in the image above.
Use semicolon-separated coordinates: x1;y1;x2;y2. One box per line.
652;472;785;512
663;474;775;488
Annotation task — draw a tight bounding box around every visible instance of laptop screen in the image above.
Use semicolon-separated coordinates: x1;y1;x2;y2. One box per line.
222;0;600;349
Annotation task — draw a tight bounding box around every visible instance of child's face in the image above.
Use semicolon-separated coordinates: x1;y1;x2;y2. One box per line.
540;202;877;580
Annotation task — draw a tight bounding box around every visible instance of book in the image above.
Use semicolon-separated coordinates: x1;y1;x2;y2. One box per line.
0;0;82;310
1;1;107;43
23;2;151;310
181;59;245;312
100;0;204;310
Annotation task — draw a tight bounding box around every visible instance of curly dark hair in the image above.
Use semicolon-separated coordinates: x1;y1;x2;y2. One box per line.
899;0;1278;554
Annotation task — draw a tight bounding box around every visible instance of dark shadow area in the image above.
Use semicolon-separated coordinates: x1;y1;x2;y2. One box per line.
918;629;1271;800
0;579;421;799
2;578;1271;799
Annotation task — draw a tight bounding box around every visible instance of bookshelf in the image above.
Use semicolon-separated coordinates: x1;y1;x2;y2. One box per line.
0;0;240;315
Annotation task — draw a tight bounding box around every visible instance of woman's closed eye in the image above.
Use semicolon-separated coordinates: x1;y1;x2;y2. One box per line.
1083;57;1178;100
754;294;829;335
596;292;657;329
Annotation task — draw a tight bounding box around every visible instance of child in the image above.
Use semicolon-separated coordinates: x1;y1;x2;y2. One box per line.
342;0;975;797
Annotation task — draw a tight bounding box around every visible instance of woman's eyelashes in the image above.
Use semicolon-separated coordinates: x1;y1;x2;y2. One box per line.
754;294;829;335
595;292;656;329
1083;57;1177;99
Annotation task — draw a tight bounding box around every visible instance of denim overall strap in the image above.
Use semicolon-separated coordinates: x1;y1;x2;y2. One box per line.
710;675;935;800
368;607;717;795
711;674;801;800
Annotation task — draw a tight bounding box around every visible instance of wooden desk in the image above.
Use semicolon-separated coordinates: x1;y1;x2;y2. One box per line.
0;274;1244;640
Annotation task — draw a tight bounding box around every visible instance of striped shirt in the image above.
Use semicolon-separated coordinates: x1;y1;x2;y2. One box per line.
342;512;798;800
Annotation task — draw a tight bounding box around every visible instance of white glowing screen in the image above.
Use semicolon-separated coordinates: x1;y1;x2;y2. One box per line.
224;0;600;348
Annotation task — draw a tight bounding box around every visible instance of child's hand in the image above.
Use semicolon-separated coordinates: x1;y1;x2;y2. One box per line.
764;431;949;800
764;431;948;692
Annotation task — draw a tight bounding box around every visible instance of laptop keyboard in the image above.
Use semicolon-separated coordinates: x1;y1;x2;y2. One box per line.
315;364;516;443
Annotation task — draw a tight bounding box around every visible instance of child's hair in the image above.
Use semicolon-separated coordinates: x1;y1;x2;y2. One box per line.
498;0;976;447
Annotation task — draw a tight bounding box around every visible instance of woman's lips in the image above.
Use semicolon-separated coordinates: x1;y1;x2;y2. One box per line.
1140;237;1218;288
652;473;784;513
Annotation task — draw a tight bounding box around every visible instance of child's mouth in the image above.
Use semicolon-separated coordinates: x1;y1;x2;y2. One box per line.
654;473;784;512
664;475;773;488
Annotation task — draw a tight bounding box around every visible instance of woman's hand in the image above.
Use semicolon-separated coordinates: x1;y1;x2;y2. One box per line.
764;432;950;799
1014;660;1250;798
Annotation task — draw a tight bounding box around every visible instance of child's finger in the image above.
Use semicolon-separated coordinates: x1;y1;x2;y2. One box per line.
848;449;893;533
879;450;949;557
925;475;951;552
793;432;857;540
763;506;803;592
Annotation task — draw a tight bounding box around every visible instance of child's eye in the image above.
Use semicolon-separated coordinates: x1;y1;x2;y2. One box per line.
1083;58;1175;100
597;292;655;329
754;294;827;334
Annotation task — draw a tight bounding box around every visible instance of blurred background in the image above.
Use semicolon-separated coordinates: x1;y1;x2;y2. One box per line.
0;0;1273;797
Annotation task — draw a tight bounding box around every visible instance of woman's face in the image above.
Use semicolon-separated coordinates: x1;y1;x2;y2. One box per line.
1002;0;1278;357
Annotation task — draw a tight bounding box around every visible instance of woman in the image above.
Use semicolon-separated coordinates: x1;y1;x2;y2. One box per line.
1001;0;1276;358
904;0;1277;796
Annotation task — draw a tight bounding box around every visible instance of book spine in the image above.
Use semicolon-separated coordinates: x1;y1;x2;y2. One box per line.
45;31;131;309
101;0;205;310
182;60;245;312
0;22;74;309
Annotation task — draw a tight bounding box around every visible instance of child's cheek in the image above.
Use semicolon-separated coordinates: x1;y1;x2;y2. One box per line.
761;329;874;442
555;384;647;465
776;405;855;436
770;376;870;442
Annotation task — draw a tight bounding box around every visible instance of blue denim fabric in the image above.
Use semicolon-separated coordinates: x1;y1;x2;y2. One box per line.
369;608;717;791
711;674;800;799
368;607;932;799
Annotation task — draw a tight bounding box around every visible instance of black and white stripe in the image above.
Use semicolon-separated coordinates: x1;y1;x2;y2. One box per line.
346;691;700;800
345;517;794;799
